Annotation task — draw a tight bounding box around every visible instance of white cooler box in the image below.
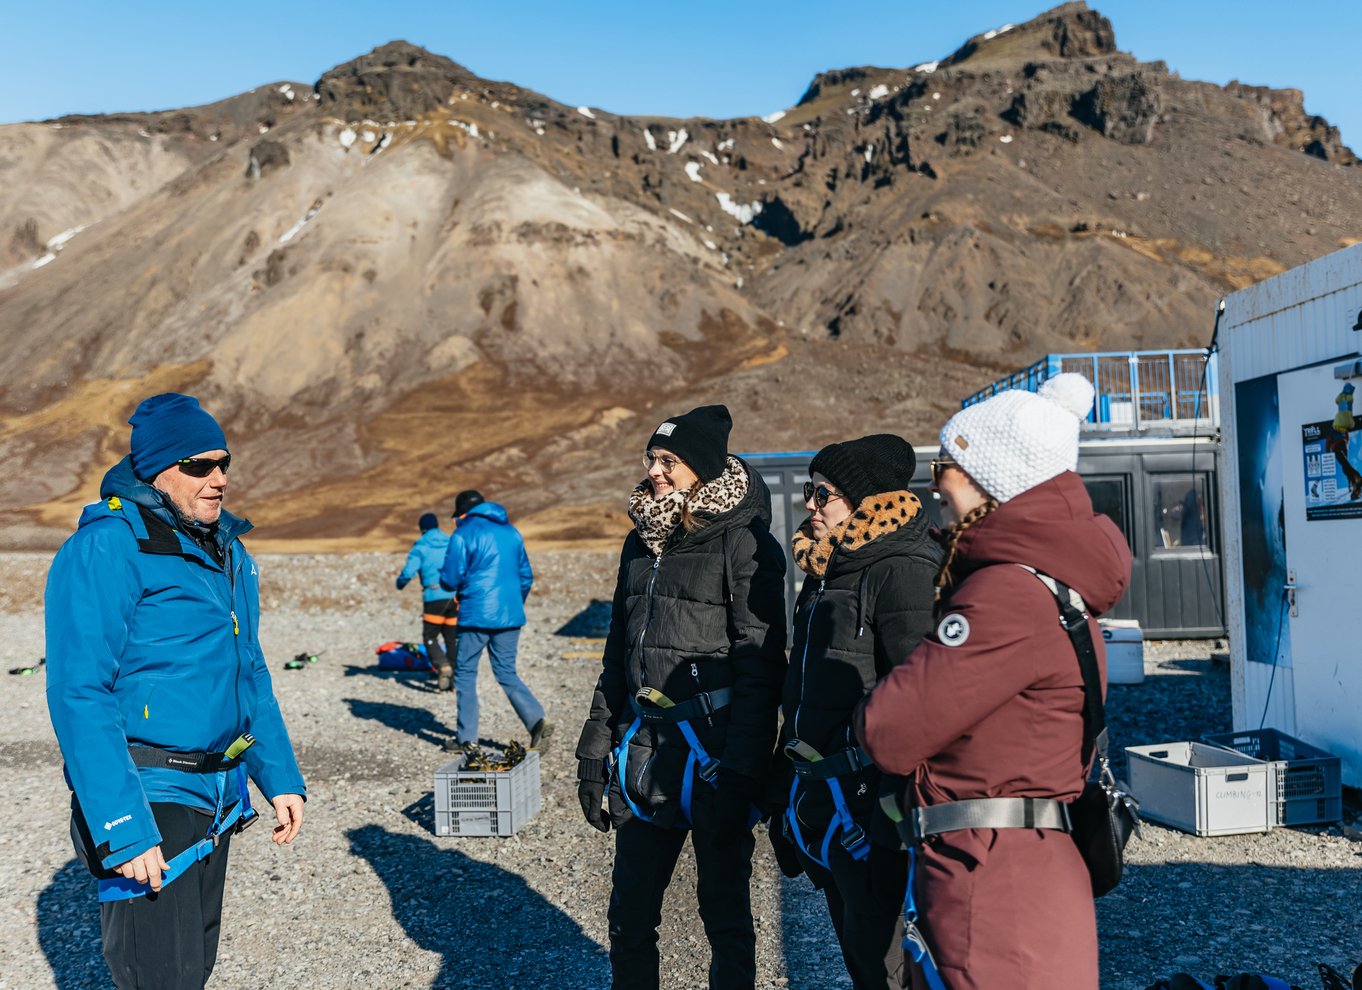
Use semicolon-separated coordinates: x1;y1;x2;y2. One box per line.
1099;619;1144;684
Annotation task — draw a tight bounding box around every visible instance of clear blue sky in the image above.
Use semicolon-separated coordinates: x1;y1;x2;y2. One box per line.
3;1;1359;149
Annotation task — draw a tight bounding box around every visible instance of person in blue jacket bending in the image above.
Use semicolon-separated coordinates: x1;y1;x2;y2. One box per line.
45;393;306;990
439;489;551;754
397;512;457;688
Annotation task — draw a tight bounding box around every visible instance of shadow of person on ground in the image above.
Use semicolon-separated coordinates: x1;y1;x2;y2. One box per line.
777;858;853;989
37;858;107;989
348;825;606;989
343;698;452;747
342;663;441;694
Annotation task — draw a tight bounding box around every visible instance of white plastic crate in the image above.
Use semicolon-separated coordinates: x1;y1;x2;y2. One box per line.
1126;741;1276;836
434;750;541;837
1100;619;1144;684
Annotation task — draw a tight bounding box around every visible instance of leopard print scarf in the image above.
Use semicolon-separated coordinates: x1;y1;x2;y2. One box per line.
792;489;922;577
628;455;749;556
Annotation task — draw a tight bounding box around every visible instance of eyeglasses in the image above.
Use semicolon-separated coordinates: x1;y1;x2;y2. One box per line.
176;454;231;478
643;451;681;473
930;457;957;483
803;481;848;509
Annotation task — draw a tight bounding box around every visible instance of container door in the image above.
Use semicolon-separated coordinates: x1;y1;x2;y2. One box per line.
1277;363;1362;785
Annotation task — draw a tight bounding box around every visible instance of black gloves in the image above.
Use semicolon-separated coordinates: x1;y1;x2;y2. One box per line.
578;778;610;833
577;759;630;833
713;768;759;847
577;759;610;832
767;818;805;878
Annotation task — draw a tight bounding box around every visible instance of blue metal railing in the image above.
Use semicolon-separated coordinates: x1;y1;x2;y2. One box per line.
961;349;1219;429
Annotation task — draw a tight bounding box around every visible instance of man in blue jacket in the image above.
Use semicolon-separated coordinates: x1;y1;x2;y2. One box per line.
397;512;457;689
439;489;550;753
45;393;306;990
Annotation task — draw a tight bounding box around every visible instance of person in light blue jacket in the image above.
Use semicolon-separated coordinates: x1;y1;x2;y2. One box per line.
397;512;457;688
45;393;305;990
438;489;550;753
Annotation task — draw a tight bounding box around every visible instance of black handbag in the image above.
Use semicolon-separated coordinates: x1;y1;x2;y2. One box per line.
1023;566;1141;897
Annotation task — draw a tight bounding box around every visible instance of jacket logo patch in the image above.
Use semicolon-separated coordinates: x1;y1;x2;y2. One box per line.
250;563;258;576
654;421;676;436
937;613;970;647
104;814;132;831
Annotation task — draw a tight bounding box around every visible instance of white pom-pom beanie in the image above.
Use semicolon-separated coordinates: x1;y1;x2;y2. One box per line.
939;372;1095;503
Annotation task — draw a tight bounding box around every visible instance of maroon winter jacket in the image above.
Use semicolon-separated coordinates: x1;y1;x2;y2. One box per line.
855;472;1131;990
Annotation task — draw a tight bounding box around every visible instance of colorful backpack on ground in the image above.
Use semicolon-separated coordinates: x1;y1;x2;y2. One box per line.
375;641;432;671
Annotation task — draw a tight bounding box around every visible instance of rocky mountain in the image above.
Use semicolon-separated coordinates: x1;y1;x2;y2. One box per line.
1;2;1358;550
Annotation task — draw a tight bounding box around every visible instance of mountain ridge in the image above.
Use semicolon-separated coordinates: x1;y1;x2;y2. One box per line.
1;3;1358;550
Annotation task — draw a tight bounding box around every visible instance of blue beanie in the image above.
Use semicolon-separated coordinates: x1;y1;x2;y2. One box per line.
129;393;228;480
419;512;439;532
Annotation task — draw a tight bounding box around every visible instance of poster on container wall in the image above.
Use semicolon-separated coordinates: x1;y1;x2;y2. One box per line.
1301;381;1362;519
1235;373;1291;667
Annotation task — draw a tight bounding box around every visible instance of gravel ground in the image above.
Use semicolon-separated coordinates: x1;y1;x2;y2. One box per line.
0;550;1357;990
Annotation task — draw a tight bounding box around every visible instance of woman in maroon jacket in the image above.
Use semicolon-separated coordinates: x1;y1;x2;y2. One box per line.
855;373;1132;990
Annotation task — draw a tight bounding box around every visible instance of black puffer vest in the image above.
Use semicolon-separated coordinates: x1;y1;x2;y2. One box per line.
576;458;788;830
779;497;941;846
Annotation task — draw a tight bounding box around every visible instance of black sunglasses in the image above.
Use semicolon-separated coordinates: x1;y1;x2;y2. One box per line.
176;454;231;478
803;481;848;509
930;457;957;483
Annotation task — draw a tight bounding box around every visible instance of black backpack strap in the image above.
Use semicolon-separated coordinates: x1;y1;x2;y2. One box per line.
1015;565;1107;770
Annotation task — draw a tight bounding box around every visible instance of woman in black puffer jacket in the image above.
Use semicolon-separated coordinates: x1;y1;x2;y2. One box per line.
575;404;787;990
769;434;940;990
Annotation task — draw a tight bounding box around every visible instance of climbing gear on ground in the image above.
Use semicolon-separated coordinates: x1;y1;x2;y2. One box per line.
612;685;731;826
99;737;258;902
8;657;44;676
782;738;872;868
1017;564;1140;897
283;651;321;670
461;741;526;772
375;641;433;671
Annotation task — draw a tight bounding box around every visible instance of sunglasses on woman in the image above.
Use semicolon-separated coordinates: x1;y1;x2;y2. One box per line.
176;454;232;478
643;451;681;473
803;481;848;509
930;457;957;483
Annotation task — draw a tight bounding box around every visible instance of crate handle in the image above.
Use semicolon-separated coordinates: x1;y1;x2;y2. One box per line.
1150;750;1169;759
1226;772;1249;781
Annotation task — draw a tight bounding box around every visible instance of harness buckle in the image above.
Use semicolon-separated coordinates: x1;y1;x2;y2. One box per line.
696;756;721;783
839;821;868;854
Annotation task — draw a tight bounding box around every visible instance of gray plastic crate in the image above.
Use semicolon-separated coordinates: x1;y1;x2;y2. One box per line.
1201;728;1343;826
1126;741;1276;836
434;750;541;837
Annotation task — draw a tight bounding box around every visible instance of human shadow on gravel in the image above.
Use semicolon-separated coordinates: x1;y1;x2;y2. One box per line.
349;825;606;989
342;663;441;693
1097;859;1362;989
36;858;106;989
777;868;854;988
344;698;453;747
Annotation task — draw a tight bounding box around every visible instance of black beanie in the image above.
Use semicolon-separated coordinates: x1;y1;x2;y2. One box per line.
453;490;484;517
419;512;439;532
646;405;732;483
808;434;918;506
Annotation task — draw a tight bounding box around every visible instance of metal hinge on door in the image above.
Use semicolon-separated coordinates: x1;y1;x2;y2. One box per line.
1285;570;1298;618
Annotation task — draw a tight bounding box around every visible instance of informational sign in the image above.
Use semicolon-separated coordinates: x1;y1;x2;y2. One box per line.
1302;418;1362;520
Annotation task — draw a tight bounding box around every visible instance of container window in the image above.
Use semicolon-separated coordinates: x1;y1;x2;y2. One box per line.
1083;475;1132;551
1152;474;1210;549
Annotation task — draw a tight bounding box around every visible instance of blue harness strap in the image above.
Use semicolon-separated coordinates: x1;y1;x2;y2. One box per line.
782;739;871;869
98;764;257;903
904;846;949;990
612;687;726;827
